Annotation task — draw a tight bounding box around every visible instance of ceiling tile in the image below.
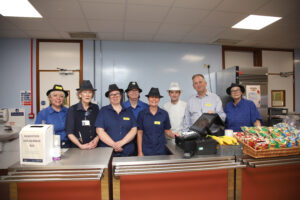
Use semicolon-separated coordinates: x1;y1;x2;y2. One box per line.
98;32;123;40
126;5;169;22
153;34;184;42
215;28;255;40
157;23;193;35
80;2;125;20
0;17;19;31
0;30;28;38
188;25;226;38
215;0;269;13
254;0;300;17
24;30;61;39
128;0;174;6
164;8;209;25
124;33;154;41
30;0;85;19
125;22;160;34
200;11;246;27
7;18;52;31
173;0;222;9
48;19;90;32
88;20;124;33
79;0;125;3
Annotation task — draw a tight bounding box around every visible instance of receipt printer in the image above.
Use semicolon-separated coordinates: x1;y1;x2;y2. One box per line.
176;113;224;157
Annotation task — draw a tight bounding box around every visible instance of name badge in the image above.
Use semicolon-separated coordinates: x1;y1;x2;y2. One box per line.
82;120;90;126
205;103;212;107
154;121;161;125
123;117;130;120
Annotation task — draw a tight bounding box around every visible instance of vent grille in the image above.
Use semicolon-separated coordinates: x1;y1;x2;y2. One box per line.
69;32;97;39
213;38;241;45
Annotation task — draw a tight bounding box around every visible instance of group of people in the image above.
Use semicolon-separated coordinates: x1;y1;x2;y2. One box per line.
36;74;262;157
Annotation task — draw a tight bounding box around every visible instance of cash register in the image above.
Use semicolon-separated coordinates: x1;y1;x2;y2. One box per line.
175;113;225;158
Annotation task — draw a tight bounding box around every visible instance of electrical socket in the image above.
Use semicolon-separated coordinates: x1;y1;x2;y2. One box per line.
203;64;210;69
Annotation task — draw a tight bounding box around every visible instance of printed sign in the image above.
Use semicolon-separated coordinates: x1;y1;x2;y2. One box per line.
21;90;31;106
246;85;261;108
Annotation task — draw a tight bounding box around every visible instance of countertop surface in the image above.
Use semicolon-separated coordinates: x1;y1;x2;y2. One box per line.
112;140;235;166
9;147;113;170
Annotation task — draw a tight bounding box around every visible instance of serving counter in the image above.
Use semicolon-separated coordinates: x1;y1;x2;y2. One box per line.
0;147;113;200
236;155;300;200
112;141;246;200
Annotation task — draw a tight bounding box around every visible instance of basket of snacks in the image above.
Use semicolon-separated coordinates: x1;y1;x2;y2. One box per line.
234;123;300;158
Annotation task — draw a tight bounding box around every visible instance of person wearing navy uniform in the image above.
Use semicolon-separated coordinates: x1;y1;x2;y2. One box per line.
95;84;137;157
123;81;148;119
35;84;70;148
224;83;262;132
66;80;100;149
137;88;179;156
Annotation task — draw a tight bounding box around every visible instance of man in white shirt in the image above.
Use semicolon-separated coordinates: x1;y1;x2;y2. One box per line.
163;82;187;138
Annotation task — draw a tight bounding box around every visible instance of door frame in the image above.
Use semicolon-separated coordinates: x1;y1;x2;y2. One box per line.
36;39;83;112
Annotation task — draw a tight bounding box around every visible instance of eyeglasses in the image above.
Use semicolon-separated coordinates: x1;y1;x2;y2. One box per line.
109;93;121;97
231;89;241;93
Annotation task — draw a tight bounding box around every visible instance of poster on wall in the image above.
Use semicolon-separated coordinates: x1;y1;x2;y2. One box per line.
21;90;31;106
246;85;261;108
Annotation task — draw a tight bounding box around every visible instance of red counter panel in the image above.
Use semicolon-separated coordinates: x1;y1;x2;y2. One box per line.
242;164;300;200
18;181;101;200
120;170;228;200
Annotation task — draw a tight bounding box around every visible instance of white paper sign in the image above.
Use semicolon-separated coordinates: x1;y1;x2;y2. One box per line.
246;85;261;108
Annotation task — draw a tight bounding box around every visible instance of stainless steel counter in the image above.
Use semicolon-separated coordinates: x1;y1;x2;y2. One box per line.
1;147;113;183
112;141;245;176
8;147;113;171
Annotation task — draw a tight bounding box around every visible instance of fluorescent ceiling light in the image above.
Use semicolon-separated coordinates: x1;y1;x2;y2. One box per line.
0;0;42;18
232;15;281;30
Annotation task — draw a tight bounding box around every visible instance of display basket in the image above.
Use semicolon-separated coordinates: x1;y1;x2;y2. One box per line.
235;138;300;158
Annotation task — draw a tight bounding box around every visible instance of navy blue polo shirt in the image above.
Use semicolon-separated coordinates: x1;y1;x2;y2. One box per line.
224;98;263;132
65;102;99;148
95;104;137;156
123;100;148;119
137;107;171;156
35;106;68;142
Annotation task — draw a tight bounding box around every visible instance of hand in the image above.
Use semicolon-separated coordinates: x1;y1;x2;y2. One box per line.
207;110;214;114
173;132;180;138
79;143;91;150
88;137;99;149
112;142;123;152
138;152;144;156
88;140;97;149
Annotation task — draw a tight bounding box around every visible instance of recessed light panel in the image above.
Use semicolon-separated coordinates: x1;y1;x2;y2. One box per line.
232;15;281;30
0;0;42;18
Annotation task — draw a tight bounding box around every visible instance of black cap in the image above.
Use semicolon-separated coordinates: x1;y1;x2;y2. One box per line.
226;83;245;95
125;81;142;93
145;87;163;98
105;84;124;97
46;84;68;97
77;80;96;91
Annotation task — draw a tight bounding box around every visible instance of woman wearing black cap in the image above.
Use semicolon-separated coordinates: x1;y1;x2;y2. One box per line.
95;84;137;156
224;83;262;132
35;84;70;148
65;80;100;149
137;88;179;156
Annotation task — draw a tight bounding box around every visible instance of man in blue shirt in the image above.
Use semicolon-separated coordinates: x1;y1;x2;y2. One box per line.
35;84;70;148
224;83;262;132
123;81;148;119
95;84;137;157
